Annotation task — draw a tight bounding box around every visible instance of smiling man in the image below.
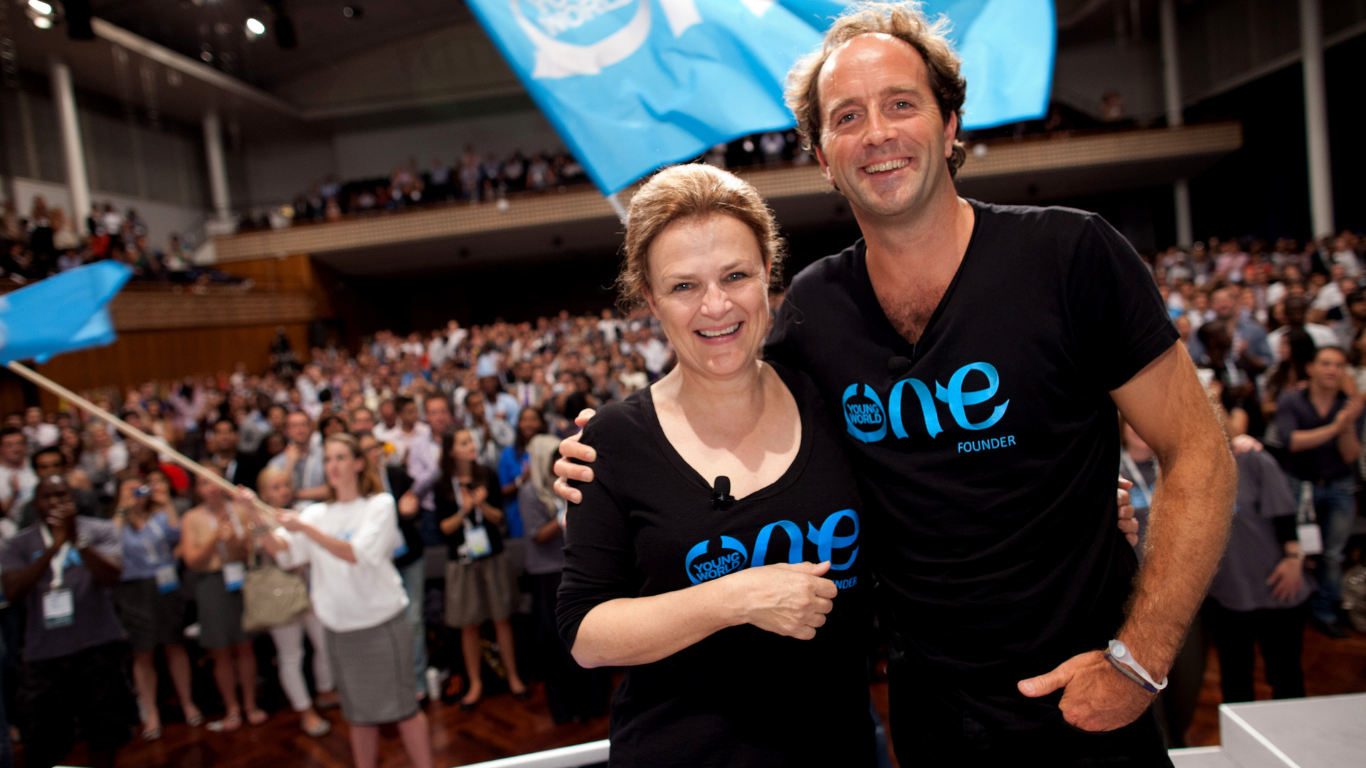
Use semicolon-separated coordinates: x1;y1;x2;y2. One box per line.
558;3;1235;766
768;5;1235;764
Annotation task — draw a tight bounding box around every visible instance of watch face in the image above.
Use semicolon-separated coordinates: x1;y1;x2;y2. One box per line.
1111;640;1128;658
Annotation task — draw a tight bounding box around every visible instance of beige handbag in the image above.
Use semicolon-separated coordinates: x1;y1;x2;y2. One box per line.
241;534;310;632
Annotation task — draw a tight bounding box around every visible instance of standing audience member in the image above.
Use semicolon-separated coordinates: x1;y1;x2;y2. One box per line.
15;447;103;525
269;412;329;501
359;432;429;702
1275;345;1365;639
257;467;339;738
1207;435;1312;702
79;422;128;503
0;428;36;521
437;430;528;710
517;435;607;723
498;408;547;540
249;434;433;768
181;468;267;730
111;473;202;739
0;476;128;768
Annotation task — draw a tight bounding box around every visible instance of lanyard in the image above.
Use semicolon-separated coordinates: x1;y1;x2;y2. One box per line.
134;515;167;565
38;525;72;589
1120;452;1155;509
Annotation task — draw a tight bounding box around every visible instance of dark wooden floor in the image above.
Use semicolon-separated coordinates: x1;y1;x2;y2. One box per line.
45;624;1365;767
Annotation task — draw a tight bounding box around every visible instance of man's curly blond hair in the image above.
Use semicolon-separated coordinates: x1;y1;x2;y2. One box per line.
785;1;968;177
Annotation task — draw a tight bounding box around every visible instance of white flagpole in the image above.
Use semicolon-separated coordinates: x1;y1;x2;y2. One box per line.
5;361;278;522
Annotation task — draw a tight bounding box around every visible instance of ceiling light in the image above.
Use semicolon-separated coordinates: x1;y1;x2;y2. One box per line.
342;6;363;18
246;17;265;35
33;16;52;28
28;0;53;15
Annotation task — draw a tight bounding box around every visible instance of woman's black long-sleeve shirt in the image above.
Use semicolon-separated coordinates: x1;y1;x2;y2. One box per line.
558;362;876;768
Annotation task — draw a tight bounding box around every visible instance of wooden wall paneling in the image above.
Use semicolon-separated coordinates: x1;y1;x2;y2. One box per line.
31;323;311;412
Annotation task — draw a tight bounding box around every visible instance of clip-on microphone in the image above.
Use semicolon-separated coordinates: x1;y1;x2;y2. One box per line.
711;476;734;511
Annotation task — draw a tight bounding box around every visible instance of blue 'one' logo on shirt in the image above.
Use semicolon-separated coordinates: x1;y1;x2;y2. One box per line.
684;509;859;585
843;362;1009;444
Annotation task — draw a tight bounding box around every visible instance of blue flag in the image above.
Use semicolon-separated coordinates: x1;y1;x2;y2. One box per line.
0;262;132;364
465;0;1055;194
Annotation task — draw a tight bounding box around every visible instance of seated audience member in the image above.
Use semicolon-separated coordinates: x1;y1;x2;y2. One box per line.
257;467;339;737
181;467;267;731
111;473;201;738
438;430;528;709
1275;345;1364;639
0;476;128;768
14;447;102;526
517;434;608;723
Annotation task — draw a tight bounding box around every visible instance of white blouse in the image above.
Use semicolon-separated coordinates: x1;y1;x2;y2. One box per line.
274;493;407;633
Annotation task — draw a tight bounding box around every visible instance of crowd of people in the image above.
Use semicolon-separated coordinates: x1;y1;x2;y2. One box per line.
0;306;672;767
0;217;1362;766
271;95;1135;231
274;130;824;228
0;196;243;286
1117;228;1366;740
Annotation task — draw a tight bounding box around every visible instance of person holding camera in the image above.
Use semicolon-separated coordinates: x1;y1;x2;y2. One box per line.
112;473;202;739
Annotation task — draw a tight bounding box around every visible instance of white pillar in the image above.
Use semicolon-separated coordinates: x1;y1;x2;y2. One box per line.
202;109;231;223
1159;0;1192;248
1299;0;1334;239
49;59;91;235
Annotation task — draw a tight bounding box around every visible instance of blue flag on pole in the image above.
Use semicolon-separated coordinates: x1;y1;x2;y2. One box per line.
0;262;132;364
464;0;1055;194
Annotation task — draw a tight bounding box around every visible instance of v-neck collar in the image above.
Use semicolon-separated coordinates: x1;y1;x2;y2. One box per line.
640;365;814;507
852;199;986;363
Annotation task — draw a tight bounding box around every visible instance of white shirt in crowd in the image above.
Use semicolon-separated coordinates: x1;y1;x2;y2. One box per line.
0;464;38;516
274;493;408;633
23;423;59;450
1311;281;1346;314
636;336;671;375
596;317;620;343
1266;323;1340;363
1332;250;1362;279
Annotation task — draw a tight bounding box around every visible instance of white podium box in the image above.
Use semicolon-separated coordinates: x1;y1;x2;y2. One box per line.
1170;746;1244;767
1218;693;1365;768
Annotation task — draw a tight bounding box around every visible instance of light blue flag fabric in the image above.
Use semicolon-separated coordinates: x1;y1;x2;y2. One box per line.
465;0;1054;194
0;262;132;364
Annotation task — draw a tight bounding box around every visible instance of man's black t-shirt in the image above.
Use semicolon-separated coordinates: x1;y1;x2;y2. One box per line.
766;200;1178;730
558;362;875;768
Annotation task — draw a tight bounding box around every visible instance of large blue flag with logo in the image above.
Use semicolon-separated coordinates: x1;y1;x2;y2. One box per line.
0;262;131;364
464;0;1055;193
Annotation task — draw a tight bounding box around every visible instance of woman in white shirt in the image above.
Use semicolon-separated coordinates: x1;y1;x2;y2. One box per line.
247;434;433;768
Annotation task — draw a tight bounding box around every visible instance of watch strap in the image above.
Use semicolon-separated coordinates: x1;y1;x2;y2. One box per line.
1105;639;1168;693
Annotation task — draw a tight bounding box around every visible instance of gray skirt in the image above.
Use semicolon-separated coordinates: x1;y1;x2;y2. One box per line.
325;609;418;725
194;570;250;650
444;553;516;628
115;578;186;654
